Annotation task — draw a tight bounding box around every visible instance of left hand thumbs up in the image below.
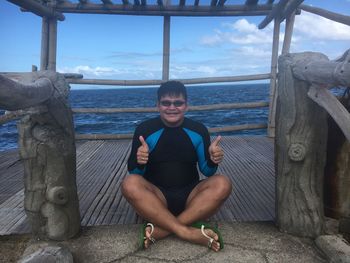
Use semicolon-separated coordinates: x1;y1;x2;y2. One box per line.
209;135;224;164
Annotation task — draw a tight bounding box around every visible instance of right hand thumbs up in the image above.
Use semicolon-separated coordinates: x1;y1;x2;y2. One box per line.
137;136;149;165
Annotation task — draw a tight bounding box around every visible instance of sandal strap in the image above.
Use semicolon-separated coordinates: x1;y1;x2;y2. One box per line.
201;225;214;248
145;223;156;243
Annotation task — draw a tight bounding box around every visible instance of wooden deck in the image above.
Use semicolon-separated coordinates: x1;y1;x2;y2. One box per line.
0;136;275;235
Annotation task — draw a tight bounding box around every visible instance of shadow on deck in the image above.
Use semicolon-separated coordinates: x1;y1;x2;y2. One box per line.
0;136;275;235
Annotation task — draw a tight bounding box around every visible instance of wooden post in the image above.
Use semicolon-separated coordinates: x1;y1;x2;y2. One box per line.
162;16;170;81
275;53;328;238
40;17;49;70
282;11;295;54
48;18;57;71
267;18;280;137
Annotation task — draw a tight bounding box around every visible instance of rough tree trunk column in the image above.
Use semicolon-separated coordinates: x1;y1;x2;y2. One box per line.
275;53;328;237
0;71;80;241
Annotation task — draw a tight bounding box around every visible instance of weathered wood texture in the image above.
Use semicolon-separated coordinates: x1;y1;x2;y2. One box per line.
0;136;275;235
74;123;268;140
324;97;350;219
267;18;280;137
276;53;328;238
0;72;80;241
162;16;170;81
66;73;271;86
292;50;350;142
300;4;350;26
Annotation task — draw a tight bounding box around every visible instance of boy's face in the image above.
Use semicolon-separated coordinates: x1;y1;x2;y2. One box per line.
157;94;188;127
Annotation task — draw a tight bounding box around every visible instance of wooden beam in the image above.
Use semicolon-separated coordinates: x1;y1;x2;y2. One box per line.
210;0;218;7
55;3;273;16
300;4;350;26
308;85;350;142
162;16;170;81
267;18;280;137
48;19;57;71
245;0;259;5
72;101;269;114
40;17;49;70
217;0;226;7
1;101;269;124
279;0;304;22
75;123;268;140
281;10;295;54
8;0;65;21
258;0;288;29
66;73;271;86
101;0;113;4
292;49;350;87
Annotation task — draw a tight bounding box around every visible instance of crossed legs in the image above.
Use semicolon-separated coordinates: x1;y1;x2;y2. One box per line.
121;174;232;251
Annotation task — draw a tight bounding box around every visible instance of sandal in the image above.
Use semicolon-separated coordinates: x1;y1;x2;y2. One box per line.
140;222;156;249
192;221;224;250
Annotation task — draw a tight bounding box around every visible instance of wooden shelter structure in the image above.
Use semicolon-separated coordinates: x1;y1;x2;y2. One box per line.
1;0;350;244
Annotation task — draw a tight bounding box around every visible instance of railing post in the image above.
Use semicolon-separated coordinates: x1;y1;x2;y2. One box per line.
162;15;170;81
275;53;328;237
267;18;280;138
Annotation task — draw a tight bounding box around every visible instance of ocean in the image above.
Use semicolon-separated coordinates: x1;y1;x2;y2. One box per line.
0;83;269;152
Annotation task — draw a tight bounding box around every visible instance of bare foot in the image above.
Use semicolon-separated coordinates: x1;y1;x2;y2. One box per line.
144;224;171;249
185;227;221;252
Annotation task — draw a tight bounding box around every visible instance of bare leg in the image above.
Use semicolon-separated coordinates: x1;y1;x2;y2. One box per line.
149;174;232;250
121;174;188;247
121;174;232;250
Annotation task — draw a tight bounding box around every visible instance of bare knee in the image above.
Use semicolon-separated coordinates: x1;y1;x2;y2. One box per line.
212;174;232;199
121;174;143;199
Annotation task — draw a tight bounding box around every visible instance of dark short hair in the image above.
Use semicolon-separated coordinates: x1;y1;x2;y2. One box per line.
157;80;187;101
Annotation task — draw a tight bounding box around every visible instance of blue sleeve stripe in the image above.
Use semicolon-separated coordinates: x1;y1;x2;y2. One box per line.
129;167;145;175
146;128;164;152
183;128;217;177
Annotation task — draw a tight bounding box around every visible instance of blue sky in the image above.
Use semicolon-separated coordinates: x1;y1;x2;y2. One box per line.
0;0;349;89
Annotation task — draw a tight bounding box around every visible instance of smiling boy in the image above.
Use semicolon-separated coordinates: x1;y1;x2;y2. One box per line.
122;80;232;251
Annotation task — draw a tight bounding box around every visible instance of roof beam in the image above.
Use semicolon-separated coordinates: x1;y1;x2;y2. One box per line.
279;0;304;22
258;0;288;29
101;0;113;4
259;0;304;29
55;3;273;16
210;0;218;7
7;0;65;21
300;4;350;26
245;0;259;5
217;0;226;7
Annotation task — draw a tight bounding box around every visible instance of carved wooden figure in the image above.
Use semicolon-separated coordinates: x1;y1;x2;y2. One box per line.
0;71;80;240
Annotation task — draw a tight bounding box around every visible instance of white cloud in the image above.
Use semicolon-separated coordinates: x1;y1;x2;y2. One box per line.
58;64;161;79
200;19;274;46
295;12;350;40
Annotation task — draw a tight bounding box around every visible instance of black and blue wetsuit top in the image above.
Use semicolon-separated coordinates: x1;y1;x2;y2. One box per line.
127;117;218;189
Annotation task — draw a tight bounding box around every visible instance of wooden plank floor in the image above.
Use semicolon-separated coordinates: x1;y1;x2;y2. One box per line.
0;136;275;235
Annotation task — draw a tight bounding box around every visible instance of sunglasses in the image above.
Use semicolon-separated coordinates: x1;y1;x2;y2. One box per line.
159;100;186;107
